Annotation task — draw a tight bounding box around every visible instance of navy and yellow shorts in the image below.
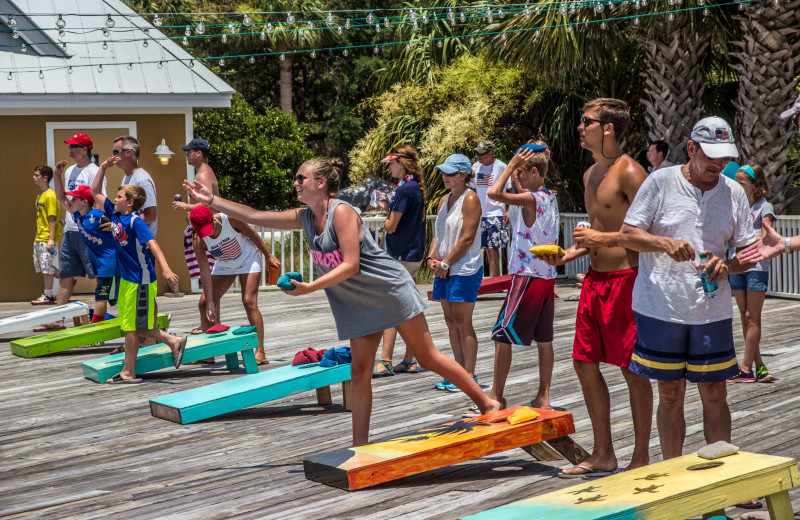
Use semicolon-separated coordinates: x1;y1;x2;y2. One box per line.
628;312;739;383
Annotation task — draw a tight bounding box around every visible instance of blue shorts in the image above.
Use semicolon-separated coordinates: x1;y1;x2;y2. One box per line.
59;231;96;279
628;312;738;383
432;267;483;303
480;216;509;249
95;276;119;305
729;271;768;292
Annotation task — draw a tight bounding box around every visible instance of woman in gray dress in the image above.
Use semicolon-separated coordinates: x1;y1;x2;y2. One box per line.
184;158;501;446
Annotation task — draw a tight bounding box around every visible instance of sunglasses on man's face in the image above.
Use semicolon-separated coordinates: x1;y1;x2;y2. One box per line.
69;144;84;149
112;148;131;156
580;116;607;126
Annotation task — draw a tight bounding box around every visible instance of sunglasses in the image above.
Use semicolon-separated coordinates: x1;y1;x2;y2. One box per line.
69;144;84;148
294;174;309;182
112;148;132;156
580;116;607;126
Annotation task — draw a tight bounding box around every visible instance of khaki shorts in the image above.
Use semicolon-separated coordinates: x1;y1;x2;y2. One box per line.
397;258;422;279
33;242;57;275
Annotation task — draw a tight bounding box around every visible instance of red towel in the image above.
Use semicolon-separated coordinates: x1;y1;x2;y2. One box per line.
292;347;328;366
207;324;230;333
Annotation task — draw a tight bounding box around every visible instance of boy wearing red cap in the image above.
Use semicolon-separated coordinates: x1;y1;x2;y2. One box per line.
190;206;280;365
53;160;117;324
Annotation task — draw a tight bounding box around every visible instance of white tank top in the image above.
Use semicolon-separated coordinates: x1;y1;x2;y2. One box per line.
202;214;262;275
434;189;482;276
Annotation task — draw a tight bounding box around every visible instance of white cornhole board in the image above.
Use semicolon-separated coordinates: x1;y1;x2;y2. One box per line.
0;302;89;335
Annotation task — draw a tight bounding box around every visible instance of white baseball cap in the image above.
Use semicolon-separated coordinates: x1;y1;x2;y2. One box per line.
779;92;800;121
690;116;738;159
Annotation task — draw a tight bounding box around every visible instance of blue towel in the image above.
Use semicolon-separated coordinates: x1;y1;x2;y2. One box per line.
319;347;352;367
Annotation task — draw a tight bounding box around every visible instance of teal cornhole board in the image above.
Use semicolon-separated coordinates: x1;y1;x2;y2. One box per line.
10;314;169;358
81;328;259;383
149;362;352;424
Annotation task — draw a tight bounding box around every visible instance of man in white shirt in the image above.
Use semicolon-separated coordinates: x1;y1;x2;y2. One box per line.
646;139;675;173
471;140;508;278
619;116;756;459
113;135;157;236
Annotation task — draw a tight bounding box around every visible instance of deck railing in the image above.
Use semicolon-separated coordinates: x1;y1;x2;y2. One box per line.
211;212;800;300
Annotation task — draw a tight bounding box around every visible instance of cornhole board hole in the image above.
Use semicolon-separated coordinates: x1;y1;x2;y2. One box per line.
303;407;587;491
464;451;800;520
150;362;352;424
10;314;170;358
428;274;512;301
82;327;259;383
0;302;89;335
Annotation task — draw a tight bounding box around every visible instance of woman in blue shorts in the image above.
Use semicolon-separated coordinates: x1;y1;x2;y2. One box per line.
426;154;484;392
727;165;775;383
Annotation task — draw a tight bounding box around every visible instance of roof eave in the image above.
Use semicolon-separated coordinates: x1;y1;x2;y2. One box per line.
0;92;233;109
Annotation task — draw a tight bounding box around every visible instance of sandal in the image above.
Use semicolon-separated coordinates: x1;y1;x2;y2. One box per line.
393;359;418;373
372;360;394;378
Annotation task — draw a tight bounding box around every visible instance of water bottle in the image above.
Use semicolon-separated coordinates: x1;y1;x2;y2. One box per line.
698;252;718;299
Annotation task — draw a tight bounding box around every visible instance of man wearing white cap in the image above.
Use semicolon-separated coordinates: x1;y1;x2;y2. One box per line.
619;116;757;459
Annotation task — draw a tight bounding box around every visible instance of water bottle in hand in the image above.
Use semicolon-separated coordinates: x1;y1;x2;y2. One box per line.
698;252;718;299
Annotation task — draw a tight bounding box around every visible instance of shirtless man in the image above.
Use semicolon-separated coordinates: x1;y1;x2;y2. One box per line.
539;98;653;477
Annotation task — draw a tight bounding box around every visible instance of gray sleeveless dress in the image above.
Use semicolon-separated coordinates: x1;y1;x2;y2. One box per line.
300;199;426;340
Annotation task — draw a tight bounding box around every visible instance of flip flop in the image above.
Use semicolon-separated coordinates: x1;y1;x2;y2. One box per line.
565;295;581;302
256;359;269;366
737;499;763;509
107;373;142;384
558;464;617;479
173;336;188;368
190;326;204;335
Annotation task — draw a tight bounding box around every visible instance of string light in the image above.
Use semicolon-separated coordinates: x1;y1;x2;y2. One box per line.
560;4;567;16
185;25;191;36
219;58;225;65
243;13;252;27
154;15;162;26
338;26;344;35
345;18;351;29
668;12;675;19
310;50;316;58
703;7;710;14
375;24;380;33
102;28;109;37
298;29;304;38
267;22;273;31
143;40;148;47
12;30;19;39
102;41;108;50
460;12;466;22
485;7;493;22
384;17;389;28
68;66;73;74
595;2;605;12
182;36;189;45
221;34;228;43
524;4;532;16
260;31;266;40
157;61;163;69
308;20;314;29
498;8;506;18
20;44;26;52
97;64;103;72
634;16;640;23
196;20;205;34
326;12;334;24
127;63;132;70
61;42;67;51
423;13;429;24
373;45;379;53
437;40;443;47
7;72;12;80
409;9;417;22
448;8;455;23
366;12;374;24
601;20;607;29
413;20;419;31
7;16;15;28
39;70;44;79
248;56;255;64
287;12;295;25
279;53;285;61
105;15;114;28
343;49;349;57
189;59;194;67
56;14;66;29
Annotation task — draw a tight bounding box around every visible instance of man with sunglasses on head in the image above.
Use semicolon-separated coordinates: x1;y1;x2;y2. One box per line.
112;136;157;237
539;98;652;477
33;134;107;326
619;116;756;459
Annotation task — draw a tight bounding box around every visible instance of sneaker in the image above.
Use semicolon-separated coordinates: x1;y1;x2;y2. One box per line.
446;375;478;393
434;379;450;390
755;365;775;383
31;294;56;305
727;369;756;383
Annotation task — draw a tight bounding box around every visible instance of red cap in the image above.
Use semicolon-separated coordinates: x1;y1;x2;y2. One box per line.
64;185;95;205
380;154;399;163
190;205;215;238
64;133;93;149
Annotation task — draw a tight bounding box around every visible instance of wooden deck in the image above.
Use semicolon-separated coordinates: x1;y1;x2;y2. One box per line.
1;281;799;519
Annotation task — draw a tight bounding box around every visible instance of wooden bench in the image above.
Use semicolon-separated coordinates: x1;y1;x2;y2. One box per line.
0;302;89;335
427;274;513;301
149;362;352;424
10;314;169;358
81;327;260;383
463;451;800;520
303;406;588;491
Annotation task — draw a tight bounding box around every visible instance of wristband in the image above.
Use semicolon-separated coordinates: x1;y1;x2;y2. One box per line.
785;237;791;254
208;194;214;206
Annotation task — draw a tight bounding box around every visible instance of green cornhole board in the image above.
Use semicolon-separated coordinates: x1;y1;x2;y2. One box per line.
10;314;169;358
149;362;352;424
81;327;259;383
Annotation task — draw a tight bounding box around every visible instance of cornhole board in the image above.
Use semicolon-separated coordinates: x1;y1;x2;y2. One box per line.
464;451;800;520
0;302;89;335
303;407;587;491
81;328;259;383
427;274;512;300
10;314;170;358
149;362;352;424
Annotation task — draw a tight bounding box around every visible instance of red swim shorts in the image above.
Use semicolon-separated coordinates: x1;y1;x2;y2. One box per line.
572;267;637;368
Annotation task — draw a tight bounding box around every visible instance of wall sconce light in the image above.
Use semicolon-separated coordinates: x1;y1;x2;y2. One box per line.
155;138;174;165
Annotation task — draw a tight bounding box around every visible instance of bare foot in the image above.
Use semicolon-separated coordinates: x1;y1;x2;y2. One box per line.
529;398;552;410
624;457;650;472
560;454;617;476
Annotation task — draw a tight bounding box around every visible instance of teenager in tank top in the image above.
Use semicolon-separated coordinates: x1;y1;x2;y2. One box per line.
184;158;502;446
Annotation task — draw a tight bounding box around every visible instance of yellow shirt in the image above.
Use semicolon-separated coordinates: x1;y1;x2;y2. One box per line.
35;189;62;243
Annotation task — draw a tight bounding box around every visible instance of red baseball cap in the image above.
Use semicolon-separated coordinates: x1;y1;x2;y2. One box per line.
190;205;215;238
64;133;93;149
64;185;95;205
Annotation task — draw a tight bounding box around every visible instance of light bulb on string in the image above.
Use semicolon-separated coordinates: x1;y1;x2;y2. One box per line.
367;12;374;24
154;15;162;26
535;6;541;14
566;25;572;33
634;16;640;24
279;53;285;61
337;26;344;35
534;29;540;37
601;21;607;29
182;36;188;45
437;40;443;47
12;30;18;39
499;33;506;42
157;61;163;69
448;8;455;23
249;56;255;64
570;3;576;14
560;4;567;16
56;14;65;29
39;70;44;79
668;12;674;20
642;0;648;7
384;17;389;28
326;12;334;24
143;28;150;35
373;45;379;53
485;7;493;22
310;50;316;58
189;60;194;68
405;42;411;51
608;0;614;8
469;36;475;44
287;12;295;25
260;32;265;41
375;24;380;32
219;58;225;66
703;7;709;14
413;20;418;31
698;0;704;5
634;1;640;8
127;63;132;70
7;72;12;80
61;42;67;51
739;2;744;9
523;3;531;17
298;29;304;39
243;13;252;27
68;66;73;74
196;21;205;34
8;16;15;27
20;44;26;52
410;10;417;22
185;25;191;36
105;15;114;28
98;64;103;73
308;21;314;29
423;13;429;24
267;22;273;31
498;8;505;18
102;41;108;50
143;40;148;47
343;49;349;57
345;18;351;29
595;3;604;13
772;0;779;6
227;23;234;33
460;12;466;22
221;34;228;43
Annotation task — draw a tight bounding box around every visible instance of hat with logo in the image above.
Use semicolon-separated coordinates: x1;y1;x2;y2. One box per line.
64;133;93;150
690;116;738;159
474;140;495;155
180;138;211;153
64;184;95;205
434;154;472;175
190;205;215;238
779;92;800;121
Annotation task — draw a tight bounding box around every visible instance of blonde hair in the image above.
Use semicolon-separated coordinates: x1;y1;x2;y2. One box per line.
388;144;426;207
304;157;345;196
118;184;147;212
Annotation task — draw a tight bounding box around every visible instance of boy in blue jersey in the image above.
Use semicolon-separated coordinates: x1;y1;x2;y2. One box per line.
53;160;117;323
92;156;187;383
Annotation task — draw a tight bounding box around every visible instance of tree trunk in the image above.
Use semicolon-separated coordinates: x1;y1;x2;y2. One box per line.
730;0;800;213
638;14;710;163
279;55;293;113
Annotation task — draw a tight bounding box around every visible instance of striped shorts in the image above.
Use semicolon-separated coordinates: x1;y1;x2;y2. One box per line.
491;275;555;345
184;225;216;279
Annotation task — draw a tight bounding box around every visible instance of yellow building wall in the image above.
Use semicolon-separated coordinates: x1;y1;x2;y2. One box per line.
0;113;192;302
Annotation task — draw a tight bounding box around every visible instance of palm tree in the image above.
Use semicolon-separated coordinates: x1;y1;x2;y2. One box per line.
729;0;800;212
